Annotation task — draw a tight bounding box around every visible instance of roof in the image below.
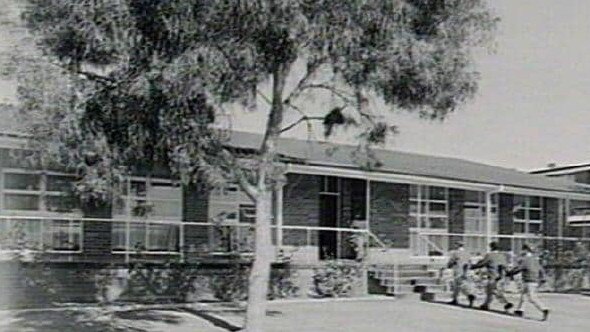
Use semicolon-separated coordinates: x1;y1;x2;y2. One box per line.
530;163;590;176
0;126;586;196
229;131;588;195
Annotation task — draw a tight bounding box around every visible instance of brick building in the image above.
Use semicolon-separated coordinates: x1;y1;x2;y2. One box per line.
532;163;590;238
2;130;590;267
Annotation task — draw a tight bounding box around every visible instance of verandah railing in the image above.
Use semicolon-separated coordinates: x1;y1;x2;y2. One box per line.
0;216;386;263
411;229;590;293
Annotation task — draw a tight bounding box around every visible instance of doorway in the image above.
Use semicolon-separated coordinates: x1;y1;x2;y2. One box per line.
319;194;339;260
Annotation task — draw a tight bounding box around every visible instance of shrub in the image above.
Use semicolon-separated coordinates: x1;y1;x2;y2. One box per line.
310;260;360;298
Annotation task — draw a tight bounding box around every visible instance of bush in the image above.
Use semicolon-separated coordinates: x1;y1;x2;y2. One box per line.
210;262;300;302
310;260;360;298
123;261;201;303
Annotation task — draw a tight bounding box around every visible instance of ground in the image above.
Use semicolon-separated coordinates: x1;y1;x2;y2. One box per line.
1;294;589;332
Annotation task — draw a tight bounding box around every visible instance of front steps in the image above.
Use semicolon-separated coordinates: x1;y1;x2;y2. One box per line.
369;262;450;297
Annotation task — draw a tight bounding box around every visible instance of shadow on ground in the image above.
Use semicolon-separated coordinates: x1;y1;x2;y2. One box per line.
5;308;184;332
427;300;543;322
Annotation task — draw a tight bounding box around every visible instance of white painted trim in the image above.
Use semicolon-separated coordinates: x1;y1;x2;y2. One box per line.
286;164;590;200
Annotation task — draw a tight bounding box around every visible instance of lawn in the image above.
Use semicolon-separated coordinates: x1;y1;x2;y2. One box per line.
1;294;588;332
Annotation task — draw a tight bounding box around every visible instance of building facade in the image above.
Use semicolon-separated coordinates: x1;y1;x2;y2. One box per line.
2;131;590;266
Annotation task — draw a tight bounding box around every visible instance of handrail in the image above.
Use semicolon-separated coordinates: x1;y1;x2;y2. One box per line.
414;229;590;242
416;233;445;255
366;230;388;249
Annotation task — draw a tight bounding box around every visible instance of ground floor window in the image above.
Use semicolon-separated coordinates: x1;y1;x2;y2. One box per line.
513;195;543;234
111;222;179;252
409;185;449;230
0;218;82;252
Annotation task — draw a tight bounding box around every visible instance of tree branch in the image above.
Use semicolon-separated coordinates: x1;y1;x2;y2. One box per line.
219;148;258;200
279;115;324;134
283;58;325;105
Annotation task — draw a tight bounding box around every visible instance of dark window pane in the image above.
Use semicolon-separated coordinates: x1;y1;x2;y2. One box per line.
429;186;446;200
409;202;418;214
239;204;256;224
111;222;126;251
514;209;526;220
429;202;447;215
4;194;39;210
147;224;179;251
4;173;40;190
409;185;419;198
323;176;338;193
514;195;526;207
46;175;75;192
429;217;447;229
529;210;542;221
530;196;541;208
131;181;147;197
464;190;482;203
514;222;525;233
529;223;542;234
45;195;78;213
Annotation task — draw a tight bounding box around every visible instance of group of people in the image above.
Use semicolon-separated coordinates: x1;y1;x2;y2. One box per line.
446;241;550;321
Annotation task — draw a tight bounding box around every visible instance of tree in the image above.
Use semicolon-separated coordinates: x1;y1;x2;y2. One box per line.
18;1;497;331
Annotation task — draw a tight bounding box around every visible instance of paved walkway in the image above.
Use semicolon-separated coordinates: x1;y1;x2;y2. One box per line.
1;294;588;331
260;294;590;332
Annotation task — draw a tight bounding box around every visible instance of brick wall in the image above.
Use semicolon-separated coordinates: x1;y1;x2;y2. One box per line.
282;174;320;246
183;182;210;257
498;193;514;251
369;182;410;249
79;199;113;262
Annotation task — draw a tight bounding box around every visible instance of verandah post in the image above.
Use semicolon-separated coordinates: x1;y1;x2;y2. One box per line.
486;191;492;250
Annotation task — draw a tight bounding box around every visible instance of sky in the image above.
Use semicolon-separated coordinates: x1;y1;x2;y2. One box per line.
1;0;590;171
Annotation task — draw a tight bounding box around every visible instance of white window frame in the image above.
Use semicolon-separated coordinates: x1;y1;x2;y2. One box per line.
463;191;499;235
111;176;182;254
0;168;83;253
410;185;449;230
513;195;544;235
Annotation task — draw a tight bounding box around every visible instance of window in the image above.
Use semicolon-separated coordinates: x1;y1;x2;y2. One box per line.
463;191;498;234
320;176;339;194
112;177;182;253
0;170;82;252
513;195;543;234
209;183;254;222
239;204;256;224
409;185;448;230
0;218;82;252
1;171;78;213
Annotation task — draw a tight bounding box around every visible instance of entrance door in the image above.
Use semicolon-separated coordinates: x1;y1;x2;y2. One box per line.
319;194;339;260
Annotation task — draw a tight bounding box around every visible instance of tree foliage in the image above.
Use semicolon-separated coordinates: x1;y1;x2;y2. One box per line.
19;0;497;194
16;1;497;330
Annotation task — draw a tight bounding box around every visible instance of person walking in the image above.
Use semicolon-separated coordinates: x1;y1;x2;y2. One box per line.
471;241;514;312
507;244;550;321
446;241;476;307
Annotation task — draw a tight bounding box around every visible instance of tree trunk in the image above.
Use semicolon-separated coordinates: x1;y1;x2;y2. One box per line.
245;188;274;332
244;63;288;331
